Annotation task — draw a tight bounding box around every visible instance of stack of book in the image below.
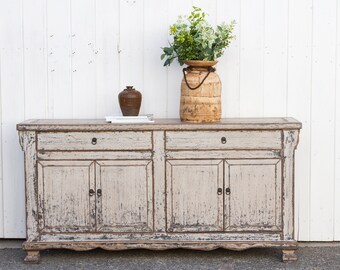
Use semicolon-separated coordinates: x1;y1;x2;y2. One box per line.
105;114;154;124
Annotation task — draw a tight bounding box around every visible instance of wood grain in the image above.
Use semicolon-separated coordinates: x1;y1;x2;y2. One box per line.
37;131;152;151
37;160;96;233
166;160;224;232
166;130;282;150
19;131;38;241
153;131;166;232
225;159;282;231
22;240;298;252
39;232;283;242
18;119;301;262
96;160;153;233
17;118;302;131
282;130;300;240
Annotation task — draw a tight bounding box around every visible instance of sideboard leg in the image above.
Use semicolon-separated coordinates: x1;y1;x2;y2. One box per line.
24;250;40;264
282;249;297;262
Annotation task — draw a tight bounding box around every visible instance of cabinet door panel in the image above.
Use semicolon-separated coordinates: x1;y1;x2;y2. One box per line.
37;160;95;233
225;159;282;231
166;160;224;232
96;160;153;232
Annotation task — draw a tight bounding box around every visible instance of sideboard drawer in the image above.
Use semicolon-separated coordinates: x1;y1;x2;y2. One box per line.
166;130;282;150
37;132;152;151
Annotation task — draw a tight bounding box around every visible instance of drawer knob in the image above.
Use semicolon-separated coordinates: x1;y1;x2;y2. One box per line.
221;137;227;144
89;189;95;196
91;138;97;145
217;188;223;195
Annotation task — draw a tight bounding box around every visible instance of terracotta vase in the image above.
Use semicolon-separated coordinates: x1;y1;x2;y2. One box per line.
118;86;142;116
180;60;221;123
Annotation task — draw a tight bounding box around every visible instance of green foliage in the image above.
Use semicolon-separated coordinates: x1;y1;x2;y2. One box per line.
161;6;236;66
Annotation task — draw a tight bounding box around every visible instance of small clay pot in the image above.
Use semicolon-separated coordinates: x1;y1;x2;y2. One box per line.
118;86;142;116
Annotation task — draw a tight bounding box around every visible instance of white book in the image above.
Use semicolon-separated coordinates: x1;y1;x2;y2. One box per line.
105;114;154;123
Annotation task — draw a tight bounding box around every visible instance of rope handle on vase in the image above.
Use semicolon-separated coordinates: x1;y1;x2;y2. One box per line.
182;66;216;90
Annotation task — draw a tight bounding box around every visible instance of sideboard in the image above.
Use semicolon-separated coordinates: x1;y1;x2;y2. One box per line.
17;118;301;263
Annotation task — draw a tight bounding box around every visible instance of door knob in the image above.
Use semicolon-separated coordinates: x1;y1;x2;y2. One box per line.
221;137;227;144
226;187;231;195
91;138;97;145
217;188;223;195
97;189;102;197
89;189;95;196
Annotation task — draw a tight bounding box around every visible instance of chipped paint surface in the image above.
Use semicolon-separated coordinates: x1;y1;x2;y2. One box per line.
18;119;300;262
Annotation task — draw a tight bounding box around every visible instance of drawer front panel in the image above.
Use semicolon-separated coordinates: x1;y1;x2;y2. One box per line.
166;131;282;150
37;132;152;151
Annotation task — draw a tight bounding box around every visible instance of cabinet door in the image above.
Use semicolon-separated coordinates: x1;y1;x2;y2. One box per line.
166;160;224;232
37;160;95;233
96;160;153;232
225;159;282;231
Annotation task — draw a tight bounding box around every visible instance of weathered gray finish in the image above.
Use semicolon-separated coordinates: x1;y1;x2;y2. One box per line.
17;118;302;131
17;118;301;263
166;131;282;150
166;160;224;232
225;159;282;232
95;160;153;233
37;131;152;151
37;160;96;233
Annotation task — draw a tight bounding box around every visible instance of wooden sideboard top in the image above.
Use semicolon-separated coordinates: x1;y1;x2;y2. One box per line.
17;117;302;131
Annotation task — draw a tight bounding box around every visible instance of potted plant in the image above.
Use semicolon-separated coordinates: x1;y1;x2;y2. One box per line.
161;6;236;122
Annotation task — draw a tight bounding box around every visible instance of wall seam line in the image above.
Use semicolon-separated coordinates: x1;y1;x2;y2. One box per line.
45;0;50;118
21;0;26;119
262;0;265;117
333;0;339;241
285;0;290;117
94;0;98;117
238;0;242;117
0;49;4;237
70;0;74;118
309;0;314;241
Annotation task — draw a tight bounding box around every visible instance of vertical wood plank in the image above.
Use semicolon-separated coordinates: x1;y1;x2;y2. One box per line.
46;0;73;118
216;0;241;117
283;130;299;240
310;0;337;241
263;0;288;116
166;0;192;118
119;0;145;114
239;0;265;117
334;0;340;241
287;0;313;241
71;0;97;118
23;0;47;119
153;131;166;232
335;95;340;240
95;0;120;117
143;0;168;117
0;0;26;238
20;132;38;241
0;52;3;237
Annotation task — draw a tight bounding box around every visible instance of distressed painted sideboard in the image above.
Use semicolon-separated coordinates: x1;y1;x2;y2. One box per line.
17;118;301;263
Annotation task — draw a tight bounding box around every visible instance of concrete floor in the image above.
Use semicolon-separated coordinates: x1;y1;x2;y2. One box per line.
0;241;340;269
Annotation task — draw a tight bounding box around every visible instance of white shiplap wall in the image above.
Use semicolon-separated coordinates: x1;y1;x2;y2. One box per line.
0;0;339;241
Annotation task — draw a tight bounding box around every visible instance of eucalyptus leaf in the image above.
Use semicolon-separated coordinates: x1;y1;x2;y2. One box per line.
161;6;236;67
